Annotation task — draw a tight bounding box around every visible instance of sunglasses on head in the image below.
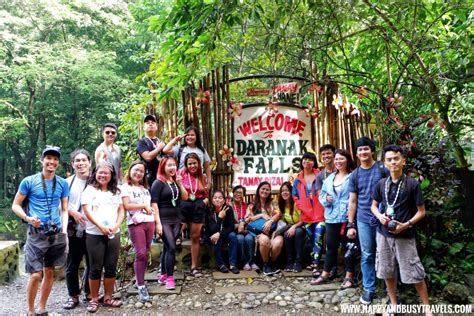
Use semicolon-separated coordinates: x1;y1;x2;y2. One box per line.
45;145;60;150
105;131;116;135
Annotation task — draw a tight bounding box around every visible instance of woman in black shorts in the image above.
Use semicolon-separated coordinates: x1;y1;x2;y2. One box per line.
178;153;209;277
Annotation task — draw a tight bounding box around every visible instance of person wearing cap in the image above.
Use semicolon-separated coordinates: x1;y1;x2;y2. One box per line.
11;145;70;315
136;114;165;185
95;122;122;181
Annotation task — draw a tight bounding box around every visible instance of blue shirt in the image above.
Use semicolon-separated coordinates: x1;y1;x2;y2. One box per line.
319;172;351;223
348;162;388;224
19;173;69;229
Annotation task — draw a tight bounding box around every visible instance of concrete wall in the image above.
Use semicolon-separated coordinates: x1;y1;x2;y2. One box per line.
0;241;19;283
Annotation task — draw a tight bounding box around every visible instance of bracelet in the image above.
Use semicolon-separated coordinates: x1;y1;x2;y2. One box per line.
23;215;29;222
346;222;356;229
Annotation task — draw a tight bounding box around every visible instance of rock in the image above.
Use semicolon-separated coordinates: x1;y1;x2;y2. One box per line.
284;296;292;301
311;295;324;303
126;304;134;308
135;302;144;308
185;301;192;306
333;305;340;312
241;303;253;309
323;296;332;304
324;303;332;309
167;294;177;302
262;298;269;304
296;291;306;296
351;295;359;302
281;291;292;296
307;302;323;309
254;300;261;307
331;295;341;304
205;287;212;294
278;301;287;307
293;297;303;304
267;293;277;300
275;295;283;301
145;302;152;308
194;302;202;308
225;293;235;300
444;282;470;303
295;303;305;309
222;299;231;306
204;303;212;310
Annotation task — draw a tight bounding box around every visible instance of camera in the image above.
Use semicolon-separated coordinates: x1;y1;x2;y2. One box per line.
387;220;397;232
44;220;59;236
344;242;359;259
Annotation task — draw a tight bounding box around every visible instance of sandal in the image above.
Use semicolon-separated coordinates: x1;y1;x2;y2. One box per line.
102;298;123;308
176;237;183;248
340;277;355;289
190;267;203;277
312;267;322;278
87;301;99;313
63;296;79;310
310;275;329;285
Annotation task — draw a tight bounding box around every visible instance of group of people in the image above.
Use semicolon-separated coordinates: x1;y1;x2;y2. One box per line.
11;113;432;315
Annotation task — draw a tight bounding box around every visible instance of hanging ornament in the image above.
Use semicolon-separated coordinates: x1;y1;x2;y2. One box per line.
218;145;233;161
332;94;343;110
227;156;241;171
209;158;218;171
196;88;210;105
308;83;323;93
228;102;243;118
304;103;319;118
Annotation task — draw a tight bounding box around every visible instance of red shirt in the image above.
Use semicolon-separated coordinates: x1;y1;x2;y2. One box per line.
179;169;208;199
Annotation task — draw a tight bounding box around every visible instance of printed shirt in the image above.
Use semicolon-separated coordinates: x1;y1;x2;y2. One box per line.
120;183;154;225
81;185;122;235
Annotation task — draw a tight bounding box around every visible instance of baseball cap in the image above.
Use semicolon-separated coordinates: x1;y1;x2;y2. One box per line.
144;114;157;123
41;145;61;159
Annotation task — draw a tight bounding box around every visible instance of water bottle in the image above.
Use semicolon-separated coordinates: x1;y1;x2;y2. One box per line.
102;220;115;239
75;224;84;238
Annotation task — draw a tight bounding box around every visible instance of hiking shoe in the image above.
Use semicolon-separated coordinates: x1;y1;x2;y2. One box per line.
138;286;150;303
284;263;293;272
263;264;273;276
243;263;251;271
218;265;229;273
360;290;374;305
293;262;303;273
230;266;240;274
166;276;176;290
250;263;260;271
157;273;167;285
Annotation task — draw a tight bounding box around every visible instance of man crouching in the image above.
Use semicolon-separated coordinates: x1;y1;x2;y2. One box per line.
371;144;432;316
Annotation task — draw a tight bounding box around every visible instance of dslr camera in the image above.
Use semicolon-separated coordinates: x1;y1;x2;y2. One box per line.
387;219;397;232
43;220;60;236
344;242;359;259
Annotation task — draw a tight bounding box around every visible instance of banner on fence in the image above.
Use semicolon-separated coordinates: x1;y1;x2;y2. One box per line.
233;104;312;193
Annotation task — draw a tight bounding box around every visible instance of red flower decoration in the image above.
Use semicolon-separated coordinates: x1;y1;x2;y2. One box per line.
308;84;323;93
196;88;210;105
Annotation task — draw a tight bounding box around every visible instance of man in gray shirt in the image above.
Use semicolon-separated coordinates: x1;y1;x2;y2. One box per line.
315;144;336;190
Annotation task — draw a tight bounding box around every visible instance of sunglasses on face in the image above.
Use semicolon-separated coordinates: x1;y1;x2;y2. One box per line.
105;131;116;135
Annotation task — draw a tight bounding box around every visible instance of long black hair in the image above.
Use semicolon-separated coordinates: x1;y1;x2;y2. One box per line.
253;181;272;214
183;125;206;153
278;181;295;216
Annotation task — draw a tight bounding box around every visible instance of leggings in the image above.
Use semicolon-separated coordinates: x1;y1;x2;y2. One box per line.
85;233;120;280
305;222;326;266
160;222;181;277
323;222;356;274
128;222;155;286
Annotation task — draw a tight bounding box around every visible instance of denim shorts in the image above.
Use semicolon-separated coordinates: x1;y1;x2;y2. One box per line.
24;229;68;273
375;232;425;284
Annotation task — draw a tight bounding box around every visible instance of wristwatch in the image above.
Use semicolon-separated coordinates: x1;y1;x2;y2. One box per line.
408;220;413;228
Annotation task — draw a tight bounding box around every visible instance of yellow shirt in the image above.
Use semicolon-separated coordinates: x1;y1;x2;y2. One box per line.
282;205;301;225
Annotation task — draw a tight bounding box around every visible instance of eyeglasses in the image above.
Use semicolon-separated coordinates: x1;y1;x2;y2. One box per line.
105;131;116;135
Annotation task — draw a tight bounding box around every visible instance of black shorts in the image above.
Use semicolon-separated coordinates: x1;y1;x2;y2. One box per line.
24;229;67;273
180;199;207;224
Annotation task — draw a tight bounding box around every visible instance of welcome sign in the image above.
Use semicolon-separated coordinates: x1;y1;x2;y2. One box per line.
233;105;312;193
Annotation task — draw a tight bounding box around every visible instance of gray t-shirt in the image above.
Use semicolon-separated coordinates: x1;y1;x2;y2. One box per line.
172;145;210;170
316;169;336;191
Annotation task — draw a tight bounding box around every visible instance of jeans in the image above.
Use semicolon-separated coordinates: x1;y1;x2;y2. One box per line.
236;233;255;265
284;227;305;264
206;231;238;266
65;233;90;297
357;221;377;293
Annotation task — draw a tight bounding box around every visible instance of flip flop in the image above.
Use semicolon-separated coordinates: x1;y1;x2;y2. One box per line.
87;301;99;313
340;277;355;289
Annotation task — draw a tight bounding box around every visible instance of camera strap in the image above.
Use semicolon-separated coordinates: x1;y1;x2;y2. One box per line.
41;173;57;222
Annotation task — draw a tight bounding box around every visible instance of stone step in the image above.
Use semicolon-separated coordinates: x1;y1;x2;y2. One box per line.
144;272;185;281
214;285;270;294
127;285;182;295
212;270;260;280
295;282;340;292
282;270;313;278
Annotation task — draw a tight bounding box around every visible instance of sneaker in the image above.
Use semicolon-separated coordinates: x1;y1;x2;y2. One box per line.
157;273;167;285
263;264;273;276
360;290;374;305
229;266;240;274
166;276;176;290
293;262;302;273
218;265;229;273
272;265;281;274
250;263;260;271
243;263;251;271
284;263;293;272
138;286;150;303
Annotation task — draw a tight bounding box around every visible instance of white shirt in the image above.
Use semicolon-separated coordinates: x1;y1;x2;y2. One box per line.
66;175;88;213
82;185;122;235
120;183;154;226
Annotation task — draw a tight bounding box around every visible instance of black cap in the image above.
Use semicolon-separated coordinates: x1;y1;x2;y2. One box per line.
144;114;157;123
41;145;61;159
